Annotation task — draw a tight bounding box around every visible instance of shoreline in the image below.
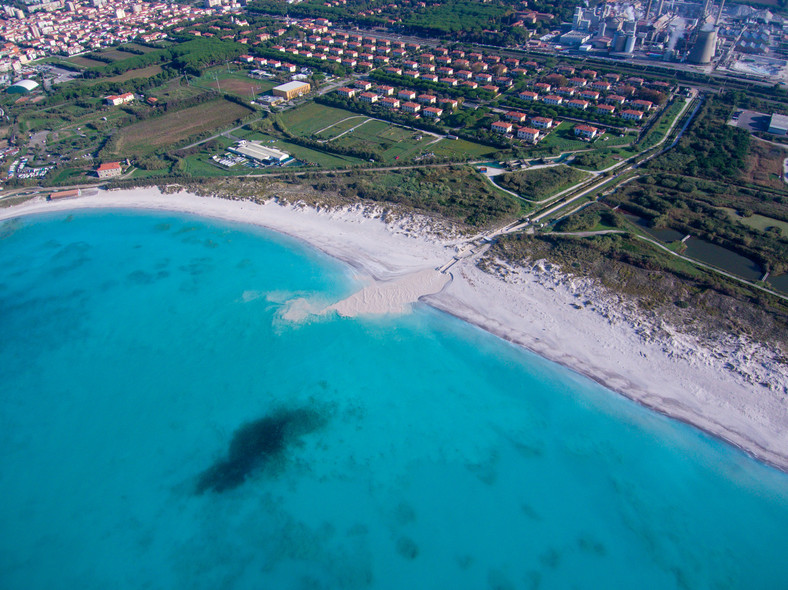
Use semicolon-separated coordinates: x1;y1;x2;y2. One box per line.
3;187;788;473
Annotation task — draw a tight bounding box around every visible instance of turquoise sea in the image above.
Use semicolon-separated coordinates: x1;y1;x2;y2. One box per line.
1;209;787;589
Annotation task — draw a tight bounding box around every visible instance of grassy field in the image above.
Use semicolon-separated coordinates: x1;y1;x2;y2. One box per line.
314;115;370;139
124;43;158;53
331;119;433;162
191;70;276;98
92;48;135;62
638;100;686;151
741;140;788;190
278;103;359;136
85;65;164;86
720;207;788;236
496;165;592;200
148;77;210;102
538;122;636;153
65;55;107;69
430;138;498;160
113;99;253;155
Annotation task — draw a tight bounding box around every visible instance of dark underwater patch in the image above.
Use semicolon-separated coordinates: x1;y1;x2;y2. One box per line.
196;406;327;494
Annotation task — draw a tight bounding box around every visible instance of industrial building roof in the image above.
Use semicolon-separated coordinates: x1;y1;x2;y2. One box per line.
230;141;289;163
6;79;39;93
273;81;310;93
769;113;788;133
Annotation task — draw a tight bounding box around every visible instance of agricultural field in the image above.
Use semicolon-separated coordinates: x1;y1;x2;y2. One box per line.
112;99;253;156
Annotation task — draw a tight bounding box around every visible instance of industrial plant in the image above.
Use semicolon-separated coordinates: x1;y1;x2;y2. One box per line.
547;0;787;83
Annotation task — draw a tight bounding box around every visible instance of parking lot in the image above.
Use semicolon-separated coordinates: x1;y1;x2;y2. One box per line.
731;109;772;134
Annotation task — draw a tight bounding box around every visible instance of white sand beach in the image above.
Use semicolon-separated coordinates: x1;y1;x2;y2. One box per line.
2;187;787;471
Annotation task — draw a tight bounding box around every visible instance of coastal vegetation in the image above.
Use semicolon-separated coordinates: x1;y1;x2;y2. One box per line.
496;166;591;200
179;166;522;228
490;230;788;347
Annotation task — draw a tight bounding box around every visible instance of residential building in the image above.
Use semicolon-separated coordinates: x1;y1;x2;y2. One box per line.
530;116;553;129
104;92;133;106
96;161;122;178
516;126;540;142
491;121;513;134
621;109;643;120
574;124;599;139
336;87;356;98
567;99;589;110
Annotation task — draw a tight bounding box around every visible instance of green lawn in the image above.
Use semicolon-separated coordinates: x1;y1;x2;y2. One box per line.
430;137;498;160
278;103;361;136
331;119;432;163
538;122;636;154
315;115;371;140
720;207;788;236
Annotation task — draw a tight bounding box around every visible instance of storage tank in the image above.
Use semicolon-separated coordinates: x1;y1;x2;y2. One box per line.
688;28;717;64
624;33;636;53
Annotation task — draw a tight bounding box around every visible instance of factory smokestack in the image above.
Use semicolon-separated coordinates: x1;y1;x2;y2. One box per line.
715;0;725;26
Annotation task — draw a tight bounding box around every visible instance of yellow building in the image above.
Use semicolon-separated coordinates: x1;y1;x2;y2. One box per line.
272;81;311;100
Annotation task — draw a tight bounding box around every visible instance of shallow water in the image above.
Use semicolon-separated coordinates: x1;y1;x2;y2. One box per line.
1;210;787;589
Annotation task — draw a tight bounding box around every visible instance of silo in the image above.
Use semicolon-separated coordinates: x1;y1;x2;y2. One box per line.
624;33;636;53
688;28;717;63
